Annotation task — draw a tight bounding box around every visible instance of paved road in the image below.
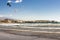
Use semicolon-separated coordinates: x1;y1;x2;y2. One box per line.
0;32;58;40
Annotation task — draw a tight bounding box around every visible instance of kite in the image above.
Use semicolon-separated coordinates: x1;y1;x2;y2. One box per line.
7;0;22;7
7;2;11;7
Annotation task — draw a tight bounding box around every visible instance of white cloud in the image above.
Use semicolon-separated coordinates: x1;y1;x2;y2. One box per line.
9;14;13;17
20;0;23;2
0;15;4;17
0;14;13;17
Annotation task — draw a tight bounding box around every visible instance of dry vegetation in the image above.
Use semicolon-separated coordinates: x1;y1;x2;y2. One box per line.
0;18;59;23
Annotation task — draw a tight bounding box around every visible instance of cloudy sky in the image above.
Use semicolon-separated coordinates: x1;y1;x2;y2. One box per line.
0;0;60;21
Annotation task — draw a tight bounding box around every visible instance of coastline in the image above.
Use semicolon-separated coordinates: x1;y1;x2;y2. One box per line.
0;28;60;40
0;31;57;40
0;23;60;40
0;23;20;26
1;23;60;26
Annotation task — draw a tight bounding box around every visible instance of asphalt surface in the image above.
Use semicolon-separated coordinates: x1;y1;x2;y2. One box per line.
0;32;58;40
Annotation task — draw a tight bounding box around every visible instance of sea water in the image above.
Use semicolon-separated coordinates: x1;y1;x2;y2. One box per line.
0;23;60;32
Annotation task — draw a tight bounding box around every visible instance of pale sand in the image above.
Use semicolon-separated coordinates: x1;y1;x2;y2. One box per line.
0;32;58;40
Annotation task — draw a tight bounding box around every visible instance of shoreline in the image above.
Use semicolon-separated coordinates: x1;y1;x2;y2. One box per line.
0;23;60;27
0;28;60;40
0;31;57;40
0;23;20;26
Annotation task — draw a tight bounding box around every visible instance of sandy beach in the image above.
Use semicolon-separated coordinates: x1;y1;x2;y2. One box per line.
0;23;60;40
0;31;58;40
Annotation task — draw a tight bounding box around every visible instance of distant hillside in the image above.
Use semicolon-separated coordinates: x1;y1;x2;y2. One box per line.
0;17;21;23
22;20;58;23
0;17;59;23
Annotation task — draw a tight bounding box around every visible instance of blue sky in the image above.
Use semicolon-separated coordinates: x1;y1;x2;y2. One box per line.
0;0;60;21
